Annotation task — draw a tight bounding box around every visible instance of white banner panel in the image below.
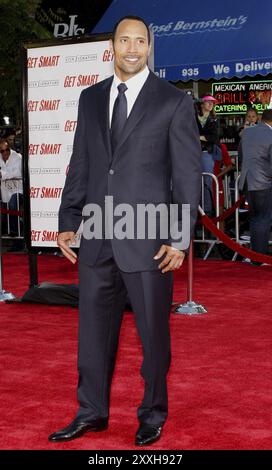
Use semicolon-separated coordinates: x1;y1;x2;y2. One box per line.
27;39;114;247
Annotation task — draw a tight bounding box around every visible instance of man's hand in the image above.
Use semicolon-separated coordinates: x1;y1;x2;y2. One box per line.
57;231;77;264
154;244;185;273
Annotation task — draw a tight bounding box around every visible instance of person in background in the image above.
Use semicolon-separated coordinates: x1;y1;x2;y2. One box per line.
4;129;22;154
195;94;220;216
213;143;234;231
239;109;272;265
239;108;259;136
5;130;16;149
0;138;23;239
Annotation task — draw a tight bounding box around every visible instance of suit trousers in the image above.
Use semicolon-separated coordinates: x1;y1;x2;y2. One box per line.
247;187;272;257
76;240;173;427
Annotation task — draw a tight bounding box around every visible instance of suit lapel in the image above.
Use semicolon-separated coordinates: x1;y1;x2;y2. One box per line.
97;76;113;161
97;72;157;164
111;72;157;162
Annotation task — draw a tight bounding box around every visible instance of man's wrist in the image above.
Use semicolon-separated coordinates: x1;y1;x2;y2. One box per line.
170;246;187;256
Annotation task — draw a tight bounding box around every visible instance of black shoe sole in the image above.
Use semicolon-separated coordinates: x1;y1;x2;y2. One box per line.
135;435;161;446
48;424;108;442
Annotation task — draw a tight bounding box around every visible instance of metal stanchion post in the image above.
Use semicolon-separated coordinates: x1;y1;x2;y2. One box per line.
202;173;220;260
235;174;241;243
0;206;15;301
174;240;207;315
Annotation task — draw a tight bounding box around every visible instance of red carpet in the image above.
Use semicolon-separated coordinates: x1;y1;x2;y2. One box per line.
0;254;272;450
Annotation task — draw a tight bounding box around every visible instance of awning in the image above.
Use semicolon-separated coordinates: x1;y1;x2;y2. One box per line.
92;0;272;81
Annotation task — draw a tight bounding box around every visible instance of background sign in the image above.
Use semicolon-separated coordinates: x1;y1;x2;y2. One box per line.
26;38;114;247
212;80;272;115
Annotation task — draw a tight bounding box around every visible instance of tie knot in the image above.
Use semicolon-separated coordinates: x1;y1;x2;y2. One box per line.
118;83;127;94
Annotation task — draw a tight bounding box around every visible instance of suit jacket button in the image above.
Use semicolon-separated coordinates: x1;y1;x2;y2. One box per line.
109;169;115;175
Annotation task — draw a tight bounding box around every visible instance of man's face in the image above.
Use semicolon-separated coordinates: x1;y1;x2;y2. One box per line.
0;142;10;161
110;19;151;81
6;135;15;146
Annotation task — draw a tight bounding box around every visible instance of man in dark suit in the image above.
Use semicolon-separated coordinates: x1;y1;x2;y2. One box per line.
49;16;202;446
239;109;272;263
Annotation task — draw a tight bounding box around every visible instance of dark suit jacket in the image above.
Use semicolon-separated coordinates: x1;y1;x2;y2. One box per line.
59;71;202;272
239;122;272;191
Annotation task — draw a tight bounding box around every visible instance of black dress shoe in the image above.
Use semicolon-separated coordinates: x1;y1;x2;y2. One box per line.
135;424;162;446
48;418;108;442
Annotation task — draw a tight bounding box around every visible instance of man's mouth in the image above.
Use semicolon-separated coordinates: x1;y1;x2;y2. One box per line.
124;57;139;63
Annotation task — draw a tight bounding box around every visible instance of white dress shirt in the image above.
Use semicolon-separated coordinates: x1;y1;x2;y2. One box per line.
0;150;23;203
109;66;150;126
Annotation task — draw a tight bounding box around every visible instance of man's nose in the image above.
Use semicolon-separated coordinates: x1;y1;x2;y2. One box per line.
127;40;138;53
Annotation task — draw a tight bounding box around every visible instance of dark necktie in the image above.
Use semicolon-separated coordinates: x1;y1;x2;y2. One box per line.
111;82;128;153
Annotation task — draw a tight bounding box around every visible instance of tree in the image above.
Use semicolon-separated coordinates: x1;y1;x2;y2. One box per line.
0;0;51;126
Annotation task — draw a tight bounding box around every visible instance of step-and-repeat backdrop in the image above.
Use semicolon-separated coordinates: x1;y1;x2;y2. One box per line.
26;38;114;247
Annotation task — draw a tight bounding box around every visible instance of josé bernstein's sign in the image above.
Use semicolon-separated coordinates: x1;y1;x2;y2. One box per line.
211;80;272;115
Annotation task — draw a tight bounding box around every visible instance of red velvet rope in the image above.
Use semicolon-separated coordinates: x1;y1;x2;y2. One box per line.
201;214;272;264
211;195;246;223
0;207;23;216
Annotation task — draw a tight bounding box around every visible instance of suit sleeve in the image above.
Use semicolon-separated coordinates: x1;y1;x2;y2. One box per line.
238;140;243;163
267;144;272;178
58;90;88;233
169;94;202;251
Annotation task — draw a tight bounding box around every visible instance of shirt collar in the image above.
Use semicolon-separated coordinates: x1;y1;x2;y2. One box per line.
112;66;149;91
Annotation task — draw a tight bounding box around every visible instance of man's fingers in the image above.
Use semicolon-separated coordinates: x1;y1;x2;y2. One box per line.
162;256;178;273
70;235;77;246
177;258;184;269
158;255;172;270
172;260;181;270
60;246;77;264
60;242;77;258
59;236;76;247
57;232;77;264
173;258;184;270
153;245;167;260
60;244;77;263
62;252;77;264
161;251;185;273
58;238;76;254
155;245;185;272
